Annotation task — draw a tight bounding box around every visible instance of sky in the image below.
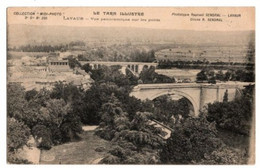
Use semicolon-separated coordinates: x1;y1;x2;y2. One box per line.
7;7;255;31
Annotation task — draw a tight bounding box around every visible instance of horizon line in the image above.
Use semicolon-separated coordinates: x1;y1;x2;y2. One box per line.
8;23;255;32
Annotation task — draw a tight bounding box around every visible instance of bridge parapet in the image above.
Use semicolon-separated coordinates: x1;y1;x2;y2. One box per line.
132;82;254;90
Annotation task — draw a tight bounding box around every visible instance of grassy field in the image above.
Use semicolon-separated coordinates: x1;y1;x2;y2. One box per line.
39;131;111;164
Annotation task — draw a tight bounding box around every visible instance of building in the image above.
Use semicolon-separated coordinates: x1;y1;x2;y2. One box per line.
8;59;93;91
48;60;71;72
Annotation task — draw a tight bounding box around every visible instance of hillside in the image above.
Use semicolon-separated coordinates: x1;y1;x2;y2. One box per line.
8;24;255;47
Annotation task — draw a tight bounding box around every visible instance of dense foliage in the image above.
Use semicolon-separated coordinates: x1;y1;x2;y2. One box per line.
160;115;222;164
198;146;247;164
207;85;254;135
129;50;156;62
152;95;191;126
196;68;254;83
10;44;70;52
9;41;86;52
75;64;176;126
7;118;31;152
67;56;82;69
7;83;83;163
139;66;175;84
158;60;254;70
98;106;165;164
78;65;170;164
7;117;31;164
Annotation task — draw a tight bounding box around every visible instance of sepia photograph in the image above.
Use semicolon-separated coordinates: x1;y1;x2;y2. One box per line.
6;7;255;164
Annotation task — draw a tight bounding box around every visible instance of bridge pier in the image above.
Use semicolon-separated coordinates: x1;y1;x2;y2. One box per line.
199;87;206;111
135;65;139;73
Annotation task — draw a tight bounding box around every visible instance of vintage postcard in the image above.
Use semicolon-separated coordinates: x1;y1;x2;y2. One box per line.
7;7;255;164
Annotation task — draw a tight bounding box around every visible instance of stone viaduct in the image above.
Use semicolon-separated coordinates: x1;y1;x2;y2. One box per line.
130;82;253;116
80;61;158;75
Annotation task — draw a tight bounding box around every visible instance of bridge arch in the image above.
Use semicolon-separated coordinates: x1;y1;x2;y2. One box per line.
150;90;200;116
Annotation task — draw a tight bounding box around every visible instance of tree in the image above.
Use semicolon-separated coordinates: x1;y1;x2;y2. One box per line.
100;112;165;164
41;98;83;144
223;90;228;102
160;116;222;164
7;118;31;152
60;112;83;142
7;83;84;151
42;99;70;128
25;89;38;101
151;96;191;126
81;63;92;73
129;49;156;62
139;66;174;84
94;93;166;164
31;125;52;149
177;98;192;118
7;118;32;164
68;56;81;69
126;112;165;149
196;70;208;81
7;85;50;129
21;89;51;128
7;83;27;118
207;70;216;84
50;82;83;103
224;70;233;81
76;63;141;125
125;68;138;86
96;94;129;140
216;70;225;81
139;66;156;84
246;41;255;65
78;82;121;125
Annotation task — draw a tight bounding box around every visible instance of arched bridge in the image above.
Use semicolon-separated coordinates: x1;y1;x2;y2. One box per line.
130;82;254;116
80;61;157;74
